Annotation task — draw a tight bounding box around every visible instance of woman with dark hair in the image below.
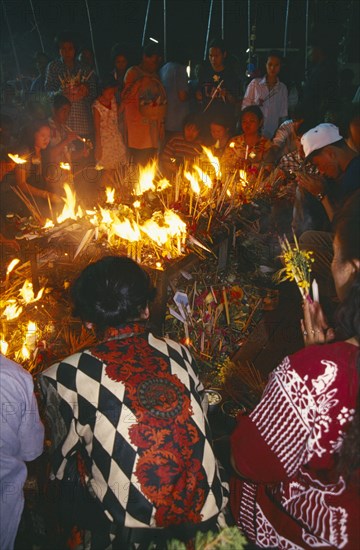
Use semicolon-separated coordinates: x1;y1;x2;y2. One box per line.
41;256;229;549
221;105;271;175
12;120;62;210
230;191;360;548
242;50;288;139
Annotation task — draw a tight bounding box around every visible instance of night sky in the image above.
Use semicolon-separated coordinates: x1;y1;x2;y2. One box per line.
1;0;359;81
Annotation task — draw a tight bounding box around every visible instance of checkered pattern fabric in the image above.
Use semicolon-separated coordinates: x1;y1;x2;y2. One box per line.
45;59;97;136
40;325;229;532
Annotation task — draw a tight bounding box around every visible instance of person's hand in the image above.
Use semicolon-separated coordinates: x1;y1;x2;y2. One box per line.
63;84;88;102
296;173;326;198
0;159;15;182
301;299;335;346
44;191;62;205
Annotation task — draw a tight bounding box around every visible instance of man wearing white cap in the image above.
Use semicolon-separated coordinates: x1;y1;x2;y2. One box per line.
297;123;359;314
299;123;359;221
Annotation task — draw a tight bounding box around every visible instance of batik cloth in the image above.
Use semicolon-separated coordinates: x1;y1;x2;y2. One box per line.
41;323;228;537
231;341;359;549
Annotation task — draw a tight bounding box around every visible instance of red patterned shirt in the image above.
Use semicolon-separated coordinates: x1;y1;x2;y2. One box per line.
231;341;359;549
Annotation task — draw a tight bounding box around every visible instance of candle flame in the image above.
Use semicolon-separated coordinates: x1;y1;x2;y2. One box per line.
6;258;20;276
105;187;115;204
0;339;8;355
184;171;200;194
59;162;71;171
19;280;44;303
44;219;54;228
3;301;23;320
57;184;83;224
8;153;27;164
134;161;156;196
202;146;221;179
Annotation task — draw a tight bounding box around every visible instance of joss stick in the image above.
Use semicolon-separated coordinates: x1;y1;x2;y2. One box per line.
222;287;230;325
243;297;262;332
47;194;54;221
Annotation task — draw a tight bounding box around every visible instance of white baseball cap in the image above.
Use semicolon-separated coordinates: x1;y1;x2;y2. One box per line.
301;123;343;159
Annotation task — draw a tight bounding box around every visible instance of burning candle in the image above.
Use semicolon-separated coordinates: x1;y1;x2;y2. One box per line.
312;279;319;302
245;145;249;160
8;153;27;164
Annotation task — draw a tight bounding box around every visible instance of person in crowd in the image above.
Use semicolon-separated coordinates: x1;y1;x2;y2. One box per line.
40;256;229;549
46;94;91;194
298;123;360;311
221;106;272;176
30;51;51;95
342;103;360;154
78;45;99;94
111;43;129;93
208;113;232;159
93;75;127;186
122;42;166;166
230;189;360;549
299;123;360;223
303;37;339;122
196;38;240;138
160;112;203;177
242;50;288;139
45;31;97;140
11;120;62;216
275;121;327;235
159;47;190;138
267;103;307;162
0;354;44;550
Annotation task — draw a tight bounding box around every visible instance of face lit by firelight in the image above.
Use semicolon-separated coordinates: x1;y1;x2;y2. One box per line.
34;126;51;150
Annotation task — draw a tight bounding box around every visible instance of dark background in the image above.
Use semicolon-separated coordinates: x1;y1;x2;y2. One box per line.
1;0;359;82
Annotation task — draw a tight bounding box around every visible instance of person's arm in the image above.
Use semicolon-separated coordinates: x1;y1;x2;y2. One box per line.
48;131;77;163
241;79;256;108
15;164;61;204
231;357;312;483
296;173;335;221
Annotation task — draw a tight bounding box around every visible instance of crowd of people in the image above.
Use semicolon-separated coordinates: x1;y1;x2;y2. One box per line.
0;29;360;550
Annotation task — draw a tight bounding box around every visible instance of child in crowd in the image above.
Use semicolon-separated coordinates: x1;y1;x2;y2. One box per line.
160;113;203;177
222;106;271;175
93;75;127;186
209;114;232;159
242;50;288;139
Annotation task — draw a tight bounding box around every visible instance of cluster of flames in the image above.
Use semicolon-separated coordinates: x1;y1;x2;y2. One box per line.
2;148;251;362
1;259;45;361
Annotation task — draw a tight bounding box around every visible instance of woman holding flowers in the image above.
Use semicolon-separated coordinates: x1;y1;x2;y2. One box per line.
230;190;360;549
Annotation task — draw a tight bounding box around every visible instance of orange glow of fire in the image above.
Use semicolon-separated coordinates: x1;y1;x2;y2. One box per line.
57;184;83;224
134;161;156;196
6;258;20;276
184;171;200;194
19;280;44;303
105;187;115;204
202;146;221;179
0;339;8;355
44;219;54;228
60;162;71;171
156;178;171;192
112;217;141;242
8;153;27;164
3;300;23;320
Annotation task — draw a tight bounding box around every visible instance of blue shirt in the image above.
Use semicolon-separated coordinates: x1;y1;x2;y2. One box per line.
160;62;189;132
0;355;44;550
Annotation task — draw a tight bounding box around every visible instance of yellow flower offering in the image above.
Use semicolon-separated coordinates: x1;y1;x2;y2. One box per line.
274;233;314;299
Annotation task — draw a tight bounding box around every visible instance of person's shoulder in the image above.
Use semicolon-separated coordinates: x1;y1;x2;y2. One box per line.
288;341;359;372
0;355;33;395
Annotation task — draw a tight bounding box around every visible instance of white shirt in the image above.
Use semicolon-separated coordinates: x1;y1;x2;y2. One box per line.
242;76;288;139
